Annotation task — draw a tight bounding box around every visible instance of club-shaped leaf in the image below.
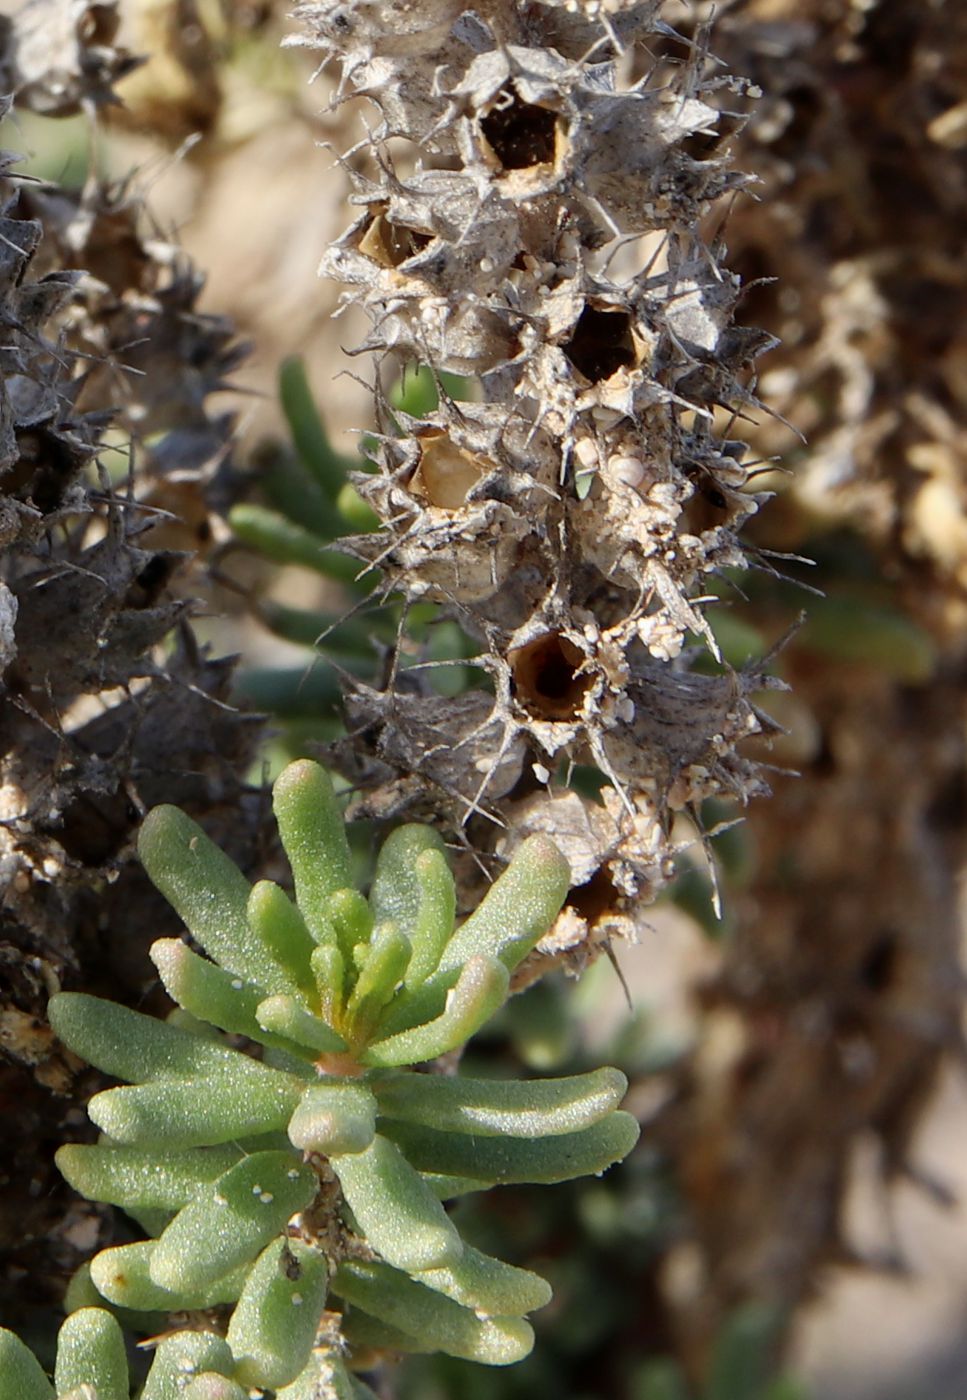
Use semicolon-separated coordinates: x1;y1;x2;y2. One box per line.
273;761;352;941
54;1308;127;1400
182;1377;250;1400
140;1332;236;1400
344;923;411;1042
330;1133;463;1271
340;1309;432;1355
0;1330;53;1400
332;1259;534;1365
361;955;508;1068
437;835;570;975
150;941;315;1062
88;1068;306;1149
255;994;348;1054
49;993;246;1083
373;1066;628;1138
90;1242;248;1311
422;1172;492;1199
226;1238;330;1389
415;1244;552;1317
287;1081;377;1156
149;1152;318;1292
310;943;347;1024
326;888;373;967
380;1110;640;1184
369;825;448;957
247;881;318;998
405;848;457;989
56;1143;242;1211
138;806;279;988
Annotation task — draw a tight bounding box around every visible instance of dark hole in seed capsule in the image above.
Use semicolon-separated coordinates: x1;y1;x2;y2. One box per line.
858;931;899;993
568;867;620;925
510;633;592;720
124;553;178;608
682;468;731;534
481;88;558;169
562;306;636;382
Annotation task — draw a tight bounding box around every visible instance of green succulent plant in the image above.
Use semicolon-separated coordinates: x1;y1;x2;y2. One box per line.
47;760;639;1393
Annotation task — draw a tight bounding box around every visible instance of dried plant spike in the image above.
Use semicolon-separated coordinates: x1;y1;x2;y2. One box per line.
53;1309;128;1400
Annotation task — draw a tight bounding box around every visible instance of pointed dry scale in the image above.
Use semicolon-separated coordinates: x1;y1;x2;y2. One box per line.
46;759;638;1391
280;0;784;939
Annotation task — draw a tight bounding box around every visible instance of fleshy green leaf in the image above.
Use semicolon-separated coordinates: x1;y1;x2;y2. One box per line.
140;1332;236;1400
49;993;245;1083
256;994;348;1055
330;1133;463;1272
332;1259;534;1365
437;835;570;975
273;762;353;941
54;1308;127;1400
373;1066;628;1138
230;504;363;583
149;1152;317;1293
361;955;509;1068
226;1238;330;1389
88;1068;306;1149
326;888;373;968
150;940;314;1061
275;1353;381;1400
138;806;281;989
369;824;445;933
345;923;411;1042
310;943;347;1025
0;1330;53;1400
90;1242;247;1312
405;849;458;989
279;355;353;502
287;1081;377;1156
182;1376;250;1400
422;1172;491;1200
55;1143;241;1211
247;881;318;997
415;1244;552;1317
380;1110;640;1185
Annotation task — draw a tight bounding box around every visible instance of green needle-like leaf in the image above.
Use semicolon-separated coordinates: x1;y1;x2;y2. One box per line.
138;807;280;989
330;1133;463;1272
256;994;348;1055
380;1110;640;1185
90;1242;248;1312
279;355;354;502
415;1245;552;1317
288;1081;377;1156
437;835;570;975
56;1143;242;1211
150;941;314;1061
373;1066;628;1138
248;881;318;996
140;1332;236;1400
150;1151;318;1293
361;955;508;1067
274;761;353;940
54;1309;127;1400
227;1238;330;1389
333;1259;534;1365
0;1330;53;1400
230;504;364;584
88;1068;306;1149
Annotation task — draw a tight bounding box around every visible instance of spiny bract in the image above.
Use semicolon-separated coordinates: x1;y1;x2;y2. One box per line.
48;760;638;1392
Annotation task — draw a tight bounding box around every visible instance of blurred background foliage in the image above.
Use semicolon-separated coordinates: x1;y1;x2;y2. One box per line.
0;0;965;1397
